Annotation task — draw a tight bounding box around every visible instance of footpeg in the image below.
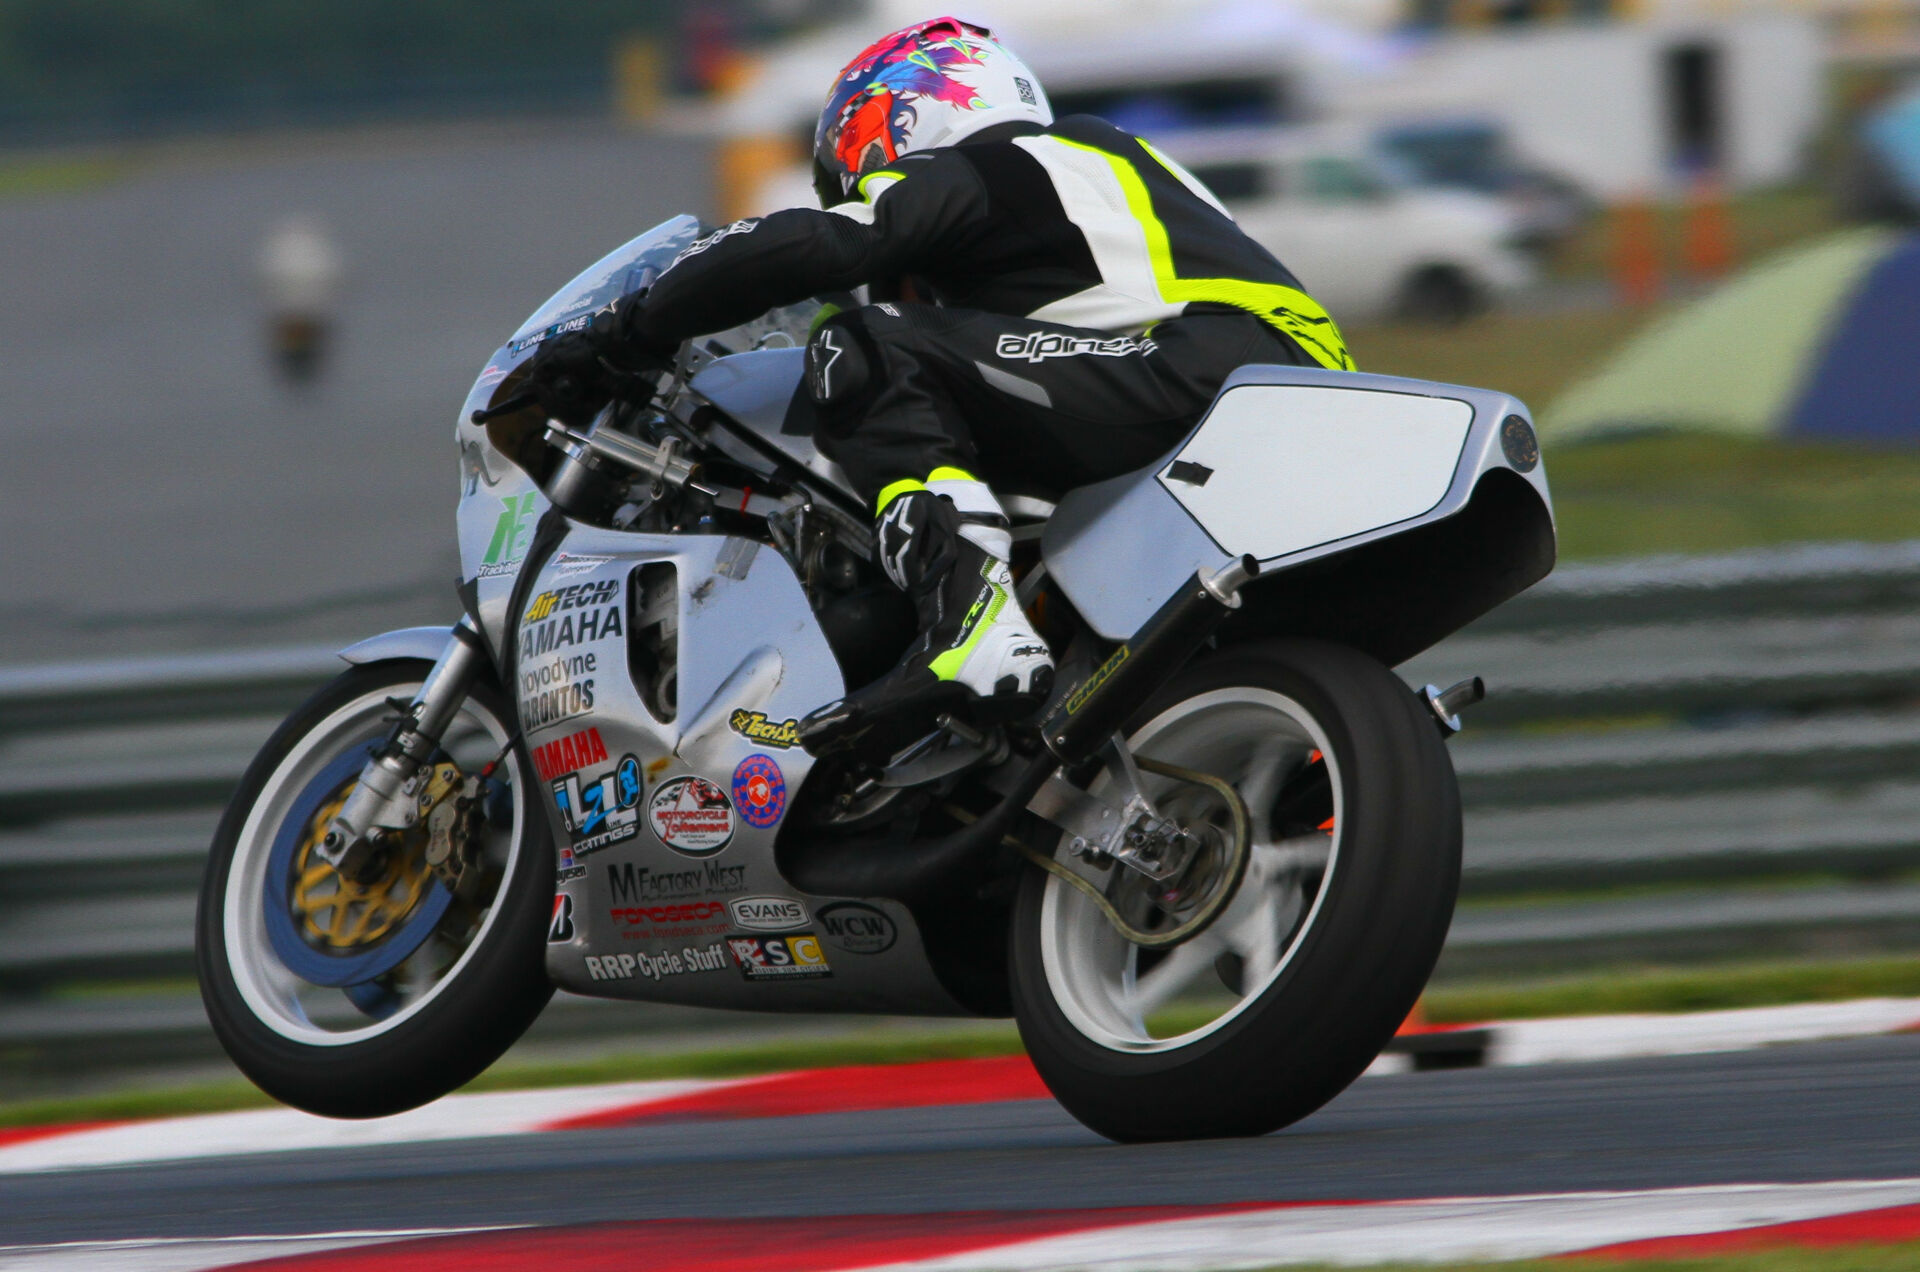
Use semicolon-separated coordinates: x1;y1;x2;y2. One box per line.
877;714;1007;788
1424;676;1485;735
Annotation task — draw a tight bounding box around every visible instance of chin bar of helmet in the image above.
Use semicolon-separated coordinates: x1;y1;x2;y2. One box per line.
1039;555;1261;767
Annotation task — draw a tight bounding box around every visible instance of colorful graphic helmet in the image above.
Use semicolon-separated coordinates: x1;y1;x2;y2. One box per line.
812;17;1052;207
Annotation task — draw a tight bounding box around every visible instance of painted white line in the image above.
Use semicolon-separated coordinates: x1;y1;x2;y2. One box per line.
0;1078;731;1175
859;1179;1920;1271
1490;997;1920;1066
0;1226;515;1272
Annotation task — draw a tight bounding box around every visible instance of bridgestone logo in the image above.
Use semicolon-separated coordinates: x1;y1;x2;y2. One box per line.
996;332;1157;364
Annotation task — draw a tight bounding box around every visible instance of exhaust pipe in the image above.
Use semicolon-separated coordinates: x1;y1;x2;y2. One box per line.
1039;555;1260;767
780;556;1262;904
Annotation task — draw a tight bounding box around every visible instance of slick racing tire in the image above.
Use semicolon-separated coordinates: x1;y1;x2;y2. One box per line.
196;658;553;1119
1010;639;1461;1143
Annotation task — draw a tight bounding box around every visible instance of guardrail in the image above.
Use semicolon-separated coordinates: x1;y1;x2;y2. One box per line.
9;539;1920;1065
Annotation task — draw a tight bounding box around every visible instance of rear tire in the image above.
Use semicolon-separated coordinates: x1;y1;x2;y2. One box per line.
1010;639;1460;1142
195;659;553;1118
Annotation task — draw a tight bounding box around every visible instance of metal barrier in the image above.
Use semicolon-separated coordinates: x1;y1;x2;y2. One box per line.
8;540;1920;1060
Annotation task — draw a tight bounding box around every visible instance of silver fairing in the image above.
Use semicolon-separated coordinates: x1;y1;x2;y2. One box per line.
454;217;703;661
1042;363;1556;651
437;215;1553;1017
518;528;965;1014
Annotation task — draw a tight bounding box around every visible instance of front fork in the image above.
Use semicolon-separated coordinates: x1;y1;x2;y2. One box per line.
317;621;491;878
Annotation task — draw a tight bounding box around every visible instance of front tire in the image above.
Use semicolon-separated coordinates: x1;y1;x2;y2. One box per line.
1010;639;1461;1142
195;658;553;1118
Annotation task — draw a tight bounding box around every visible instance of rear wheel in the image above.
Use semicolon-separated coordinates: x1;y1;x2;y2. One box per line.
195;658;552;1118
1010;639;1460;1142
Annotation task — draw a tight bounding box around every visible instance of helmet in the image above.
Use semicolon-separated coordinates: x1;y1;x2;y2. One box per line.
812;17;1052;207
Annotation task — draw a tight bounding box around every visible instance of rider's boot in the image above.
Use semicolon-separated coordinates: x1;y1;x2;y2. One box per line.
798;472;1054;758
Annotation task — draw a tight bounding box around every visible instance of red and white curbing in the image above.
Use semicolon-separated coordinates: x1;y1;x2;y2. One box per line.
5;996;1920;1178
12;1181;1920;1270
1374;993;1920;1073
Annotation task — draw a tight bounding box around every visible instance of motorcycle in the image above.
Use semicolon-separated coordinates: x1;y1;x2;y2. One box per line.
195;215;1555;1143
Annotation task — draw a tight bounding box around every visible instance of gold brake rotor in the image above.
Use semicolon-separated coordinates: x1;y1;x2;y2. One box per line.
289;763;460;950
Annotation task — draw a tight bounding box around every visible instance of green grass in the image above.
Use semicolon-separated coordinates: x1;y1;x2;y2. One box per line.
1251;1244;1920;1271
462;1022;1024;1093
0;153;126;199
0;1024;1025;1131
1425;953;1920;1024
1542;185;1840;284
1353;298;1920;560
1349;306;1656;415
1546;433;1920;559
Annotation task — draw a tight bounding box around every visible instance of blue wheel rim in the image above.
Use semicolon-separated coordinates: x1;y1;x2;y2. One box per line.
262;743;453;989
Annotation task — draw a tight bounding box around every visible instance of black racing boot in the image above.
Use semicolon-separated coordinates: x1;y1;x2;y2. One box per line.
798;478;1053;758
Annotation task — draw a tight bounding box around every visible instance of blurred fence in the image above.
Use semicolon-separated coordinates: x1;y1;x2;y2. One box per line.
9;539;1920;1065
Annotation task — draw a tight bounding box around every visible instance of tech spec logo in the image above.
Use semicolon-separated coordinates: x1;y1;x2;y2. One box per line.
728;933;831;981
728;709;801;750
552;752;644;856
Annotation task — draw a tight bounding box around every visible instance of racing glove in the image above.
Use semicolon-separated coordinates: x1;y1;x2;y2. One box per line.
519;291;677;424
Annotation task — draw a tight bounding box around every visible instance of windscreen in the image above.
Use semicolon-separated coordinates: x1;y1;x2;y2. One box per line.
506;214;703;355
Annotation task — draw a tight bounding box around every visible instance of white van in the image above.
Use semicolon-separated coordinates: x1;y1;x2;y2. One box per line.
1160;125;1536;323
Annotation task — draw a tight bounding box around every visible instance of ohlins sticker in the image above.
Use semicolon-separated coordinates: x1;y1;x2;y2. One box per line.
552;753;643;856
585;943;728;982
648;776;735;857
728;933;832;980
729;710;801;749
731;754;786;829
995;332;1158;364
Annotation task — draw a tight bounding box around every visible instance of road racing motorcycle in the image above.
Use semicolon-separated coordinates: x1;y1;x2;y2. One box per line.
196;216;1555;1142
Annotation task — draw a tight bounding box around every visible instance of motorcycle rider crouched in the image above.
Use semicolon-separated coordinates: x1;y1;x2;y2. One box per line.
523;16;1352;757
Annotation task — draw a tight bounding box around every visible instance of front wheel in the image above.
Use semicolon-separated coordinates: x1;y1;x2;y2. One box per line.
195;658;553;1118
1010;639;1461;1142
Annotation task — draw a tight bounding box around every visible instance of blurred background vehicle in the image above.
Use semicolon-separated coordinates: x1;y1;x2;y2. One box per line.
1373;118;1595;248
1163;124;1536;321
11;0;1920;1109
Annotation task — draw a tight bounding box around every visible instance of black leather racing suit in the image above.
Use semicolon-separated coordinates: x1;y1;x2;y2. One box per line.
629;115;1352;503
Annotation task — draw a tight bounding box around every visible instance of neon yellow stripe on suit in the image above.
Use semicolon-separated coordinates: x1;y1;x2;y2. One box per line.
874;466;980;513
1049;137;1355;372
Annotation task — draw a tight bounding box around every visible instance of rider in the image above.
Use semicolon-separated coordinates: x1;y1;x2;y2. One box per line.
525;16;1351;756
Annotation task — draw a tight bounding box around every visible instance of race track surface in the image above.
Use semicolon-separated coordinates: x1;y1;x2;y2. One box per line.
9;1032;1920;1249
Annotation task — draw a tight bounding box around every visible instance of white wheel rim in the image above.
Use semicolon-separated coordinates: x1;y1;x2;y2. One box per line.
1037;687;1343;1054
221;682;524;1046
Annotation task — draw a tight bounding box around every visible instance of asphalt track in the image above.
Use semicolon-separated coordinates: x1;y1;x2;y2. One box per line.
8;1033;1920;1250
